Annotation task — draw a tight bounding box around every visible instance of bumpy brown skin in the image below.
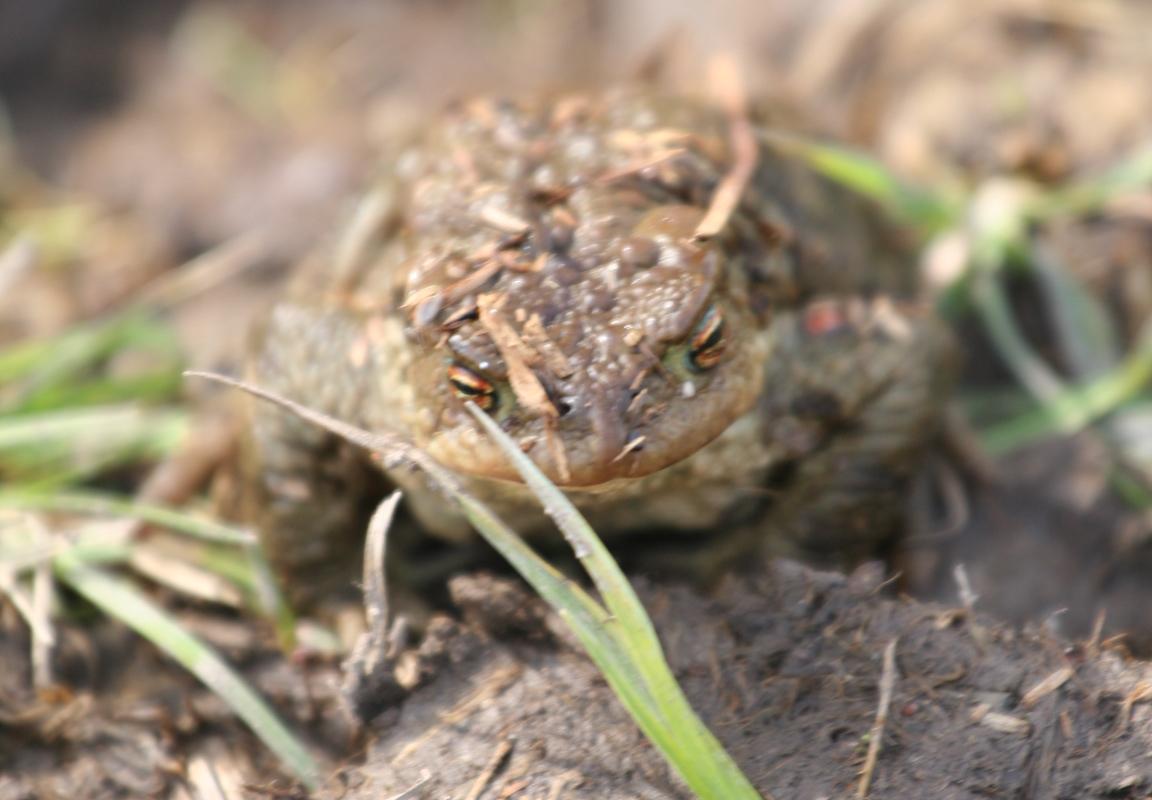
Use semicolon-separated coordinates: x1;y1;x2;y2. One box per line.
245;89;952;603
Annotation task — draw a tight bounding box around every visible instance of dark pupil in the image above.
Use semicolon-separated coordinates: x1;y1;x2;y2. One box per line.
689;306;726;369
450;377;487;397
449;365;497;410
695;317;723;352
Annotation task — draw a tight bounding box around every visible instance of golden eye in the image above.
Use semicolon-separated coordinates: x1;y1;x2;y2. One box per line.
448;363;498;411
687;305;726;371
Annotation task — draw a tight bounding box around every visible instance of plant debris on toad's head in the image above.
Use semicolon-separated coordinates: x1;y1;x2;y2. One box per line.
361;92;778;491
402;200;769;489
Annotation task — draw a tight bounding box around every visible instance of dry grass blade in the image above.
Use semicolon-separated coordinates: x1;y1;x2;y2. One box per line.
0;491;256;546
363;491;401;638
182;371;460;488
0;514;58;688
385;771;432;800
1021;667;1074;709
131;231;269;310
53;550;322;789
693;56;758;242
477;293;559;420
333;189;397;290
463;739;514;800
0;236;36;296
857;638;898;799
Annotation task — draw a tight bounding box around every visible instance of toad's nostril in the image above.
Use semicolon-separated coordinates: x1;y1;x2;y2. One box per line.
555;399;573;417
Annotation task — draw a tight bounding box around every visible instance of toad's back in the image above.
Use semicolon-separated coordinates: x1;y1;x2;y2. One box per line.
246;89;950;602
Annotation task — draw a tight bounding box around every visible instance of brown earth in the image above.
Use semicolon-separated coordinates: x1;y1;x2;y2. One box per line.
333;564;1152;799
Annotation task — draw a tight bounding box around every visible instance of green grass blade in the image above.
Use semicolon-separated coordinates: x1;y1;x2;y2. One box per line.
982;322;1152;453
446;492;734;793
971;268;1071;408
0;490;289;627
464;406;664;661
1111;463;1152;510
53;552;322;789
761;131;957;233
0;313;181;414
465;405;762;799
0;490;255;545
957;181;1076;417
393;481;667;727
450;492;671;721
1035;142;1152;218
0;405;187;484
1032;254;1121;382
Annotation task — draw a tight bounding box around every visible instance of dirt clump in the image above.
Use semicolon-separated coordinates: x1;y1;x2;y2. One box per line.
330;564;1152;800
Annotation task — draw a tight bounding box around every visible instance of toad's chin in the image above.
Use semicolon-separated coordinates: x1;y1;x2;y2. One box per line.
406;404;776;542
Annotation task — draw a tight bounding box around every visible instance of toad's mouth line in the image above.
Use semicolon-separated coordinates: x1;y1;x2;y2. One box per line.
426;381;770;492
441;457;674;492
429;414;752;492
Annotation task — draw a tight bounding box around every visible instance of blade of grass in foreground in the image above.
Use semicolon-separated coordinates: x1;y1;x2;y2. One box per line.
464;404;762;799
0;489;293;640
185;370;764;800
0;405;187;485
53;548;322;790
0;489;255;546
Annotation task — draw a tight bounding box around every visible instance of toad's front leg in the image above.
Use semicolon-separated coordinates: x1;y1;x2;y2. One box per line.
242;303;388;607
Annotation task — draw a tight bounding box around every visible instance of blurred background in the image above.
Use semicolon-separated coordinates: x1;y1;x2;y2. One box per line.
3;0;1152;648
6;1;1152;795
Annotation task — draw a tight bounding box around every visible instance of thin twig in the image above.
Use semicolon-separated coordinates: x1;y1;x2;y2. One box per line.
545;770;583;800
333;188;396;290
385;770;431;800
463;738;514;800
693;56;758;241
596;147;688;185
953;563;989;651
183;371;463;493
0;514;58;688
857;638;898;799
133;231;269;310
479;205;531;235
362;492;403;667
1021;667;1074;709
0;236;36;297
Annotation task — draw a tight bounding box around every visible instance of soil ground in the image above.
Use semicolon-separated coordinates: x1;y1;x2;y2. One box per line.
333;567;1152;799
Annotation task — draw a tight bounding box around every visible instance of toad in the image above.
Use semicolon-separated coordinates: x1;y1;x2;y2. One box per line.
244;89;952;603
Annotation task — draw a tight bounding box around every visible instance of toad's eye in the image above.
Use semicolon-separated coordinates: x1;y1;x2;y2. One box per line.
448;363;498;411
687;305;727;371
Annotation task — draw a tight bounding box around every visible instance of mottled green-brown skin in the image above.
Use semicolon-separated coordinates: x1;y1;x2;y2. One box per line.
245;89;952;602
